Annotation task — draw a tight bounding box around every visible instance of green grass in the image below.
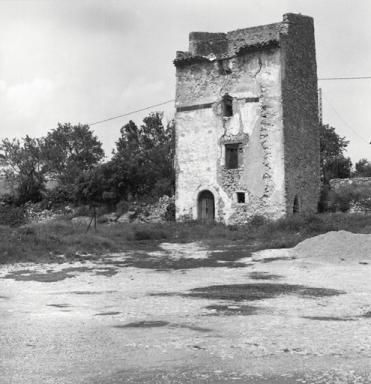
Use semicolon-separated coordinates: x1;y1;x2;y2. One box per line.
1;212;371;264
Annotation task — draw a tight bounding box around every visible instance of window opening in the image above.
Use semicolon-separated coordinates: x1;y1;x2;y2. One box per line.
222;94;233;117
225;143;243;169
237;192;245;203
293;195;300;214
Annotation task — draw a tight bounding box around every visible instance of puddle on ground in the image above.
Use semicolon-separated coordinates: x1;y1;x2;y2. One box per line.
248;271;283;280
95;311;121;316
70;290;117;295
101;242;251;271
60;266;95;274
302;316;355;321
179;283;344;302
113;253;246;270
155;242;210;259
113;320;212;332
259;256;296;263
47;303;71;308
172;324;212;332
3;270;74;283
205;304;261;316
208;250;251;262
3;266;120;283
114;320;169;328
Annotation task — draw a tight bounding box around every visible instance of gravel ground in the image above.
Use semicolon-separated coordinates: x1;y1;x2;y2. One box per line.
1;231;371;383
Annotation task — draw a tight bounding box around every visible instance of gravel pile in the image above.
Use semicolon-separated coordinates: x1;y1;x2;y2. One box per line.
293;230;371;265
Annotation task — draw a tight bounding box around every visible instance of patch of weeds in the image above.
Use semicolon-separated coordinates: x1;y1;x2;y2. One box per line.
302;316;355;321
182;283;344;302
249;271;282;280
114;320;169;328
206;304;261;316
3;211;371;264
133;227;168;241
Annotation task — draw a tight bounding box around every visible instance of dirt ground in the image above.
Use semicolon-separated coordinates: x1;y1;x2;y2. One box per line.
1;231;371;383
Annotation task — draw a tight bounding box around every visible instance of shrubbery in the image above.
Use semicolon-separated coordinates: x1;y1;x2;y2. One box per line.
0;204;27;227
327;185;371;213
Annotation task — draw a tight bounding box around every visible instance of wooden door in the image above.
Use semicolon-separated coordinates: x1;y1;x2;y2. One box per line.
198;190;215;222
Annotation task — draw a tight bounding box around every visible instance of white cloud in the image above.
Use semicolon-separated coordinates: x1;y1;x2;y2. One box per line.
2;78;56;118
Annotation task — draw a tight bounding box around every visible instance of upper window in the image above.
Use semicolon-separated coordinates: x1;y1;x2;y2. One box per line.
237;192;245;203
225;143;243;169
222;94;233;117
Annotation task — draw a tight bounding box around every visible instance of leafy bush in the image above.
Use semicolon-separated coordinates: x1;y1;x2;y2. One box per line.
328;184;371;212
0;204;27;227
248;215;267;227
41;185;74;209
163;200;175;221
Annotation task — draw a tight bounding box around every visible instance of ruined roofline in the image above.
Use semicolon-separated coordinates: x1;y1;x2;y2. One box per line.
174;13;313;66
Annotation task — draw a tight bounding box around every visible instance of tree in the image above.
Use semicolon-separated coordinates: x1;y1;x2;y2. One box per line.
74;162;117;206
111;112;175;200
0;136;45;204
42;123;104;185
320;124;352;184
353;158;371;177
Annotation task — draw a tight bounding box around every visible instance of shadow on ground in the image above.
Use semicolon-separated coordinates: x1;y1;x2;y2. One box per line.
152;283;345;303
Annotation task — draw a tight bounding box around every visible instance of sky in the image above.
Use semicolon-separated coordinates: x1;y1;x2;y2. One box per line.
0;0;370;163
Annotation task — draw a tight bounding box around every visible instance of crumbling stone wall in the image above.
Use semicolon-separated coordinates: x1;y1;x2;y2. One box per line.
174;13;319;224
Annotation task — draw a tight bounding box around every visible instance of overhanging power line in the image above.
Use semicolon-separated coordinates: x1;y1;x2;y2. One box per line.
319;76;371;80
85;76;371;128
89;99;175;127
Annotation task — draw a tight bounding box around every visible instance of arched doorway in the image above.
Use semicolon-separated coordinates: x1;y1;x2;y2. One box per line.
198;190;215;222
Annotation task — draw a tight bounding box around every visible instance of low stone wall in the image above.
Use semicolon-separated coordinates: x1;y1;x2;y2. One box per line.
329;178;371;213
330;177;371;190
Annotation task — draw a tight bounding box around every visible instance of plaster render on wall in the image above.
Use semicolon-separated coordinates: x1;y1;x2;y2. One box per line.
174;13;320;224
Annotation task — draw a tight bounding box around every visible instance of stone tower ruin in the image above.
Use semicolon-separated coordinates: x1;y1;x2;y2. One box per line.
174;13;320;224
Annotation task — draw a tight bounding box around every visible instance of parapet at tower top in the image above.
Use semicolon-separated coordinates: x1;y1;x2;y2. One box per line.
174;13;314;65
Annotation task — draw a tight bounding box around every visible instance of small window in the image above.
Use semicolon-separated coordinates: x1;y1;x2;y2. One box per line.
237;192;245;203
222;94;233;117
293;195;300;214
225;143;243;169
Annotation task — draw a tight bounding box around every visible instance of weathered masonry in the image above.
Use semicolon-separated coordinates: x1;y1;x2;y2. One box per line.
174;13;320;224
